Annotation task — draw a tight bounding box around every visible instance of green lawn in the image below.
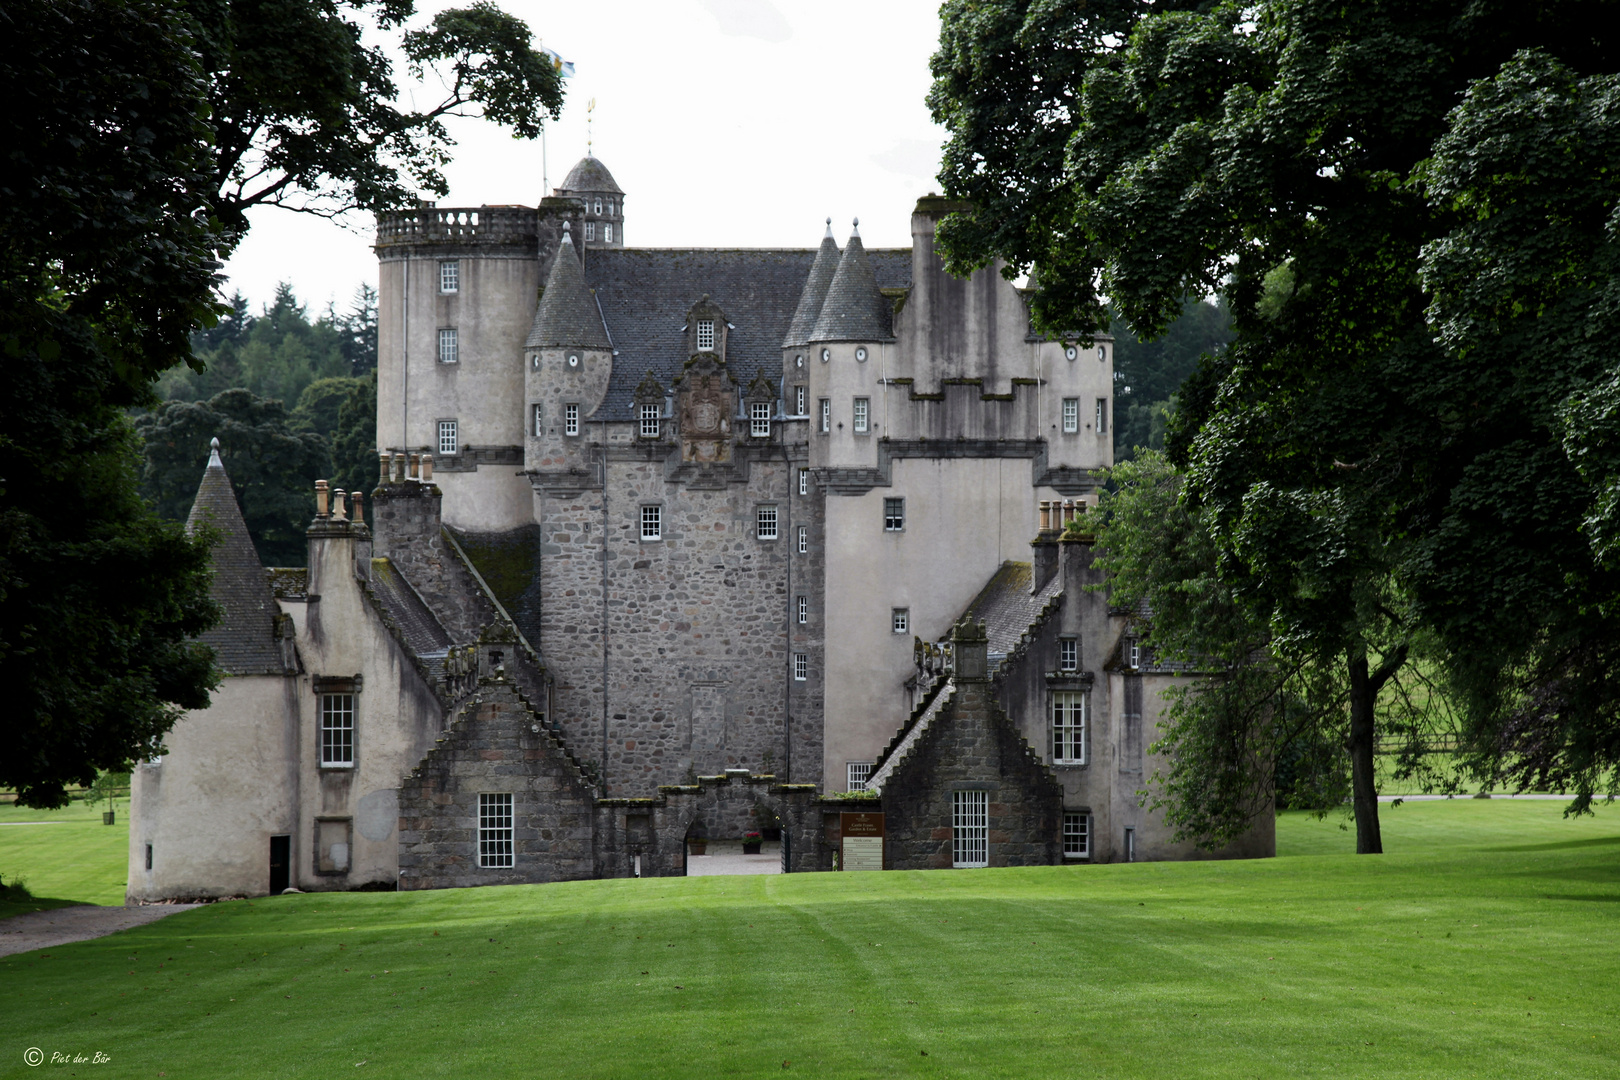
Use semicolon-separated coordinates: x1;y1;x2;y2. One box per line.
0;800;128;917
1;800;1616;1079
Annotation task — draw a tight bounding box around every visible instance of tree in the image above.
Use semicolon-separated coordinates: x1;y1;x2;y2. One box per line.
331;373;381;518
337;285;380;372
1;0;224;807
1112;295;1231;460
138;391;330;568
187;0;566;234
929;0;1619;846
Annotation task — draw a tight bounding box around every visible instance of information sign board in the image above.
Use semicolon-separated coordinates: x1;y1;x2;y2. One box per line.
840;812;884;872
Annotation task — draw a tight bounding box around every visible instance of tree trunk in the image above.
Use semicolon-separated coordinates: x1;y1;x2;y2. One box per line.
1347;648;1383;854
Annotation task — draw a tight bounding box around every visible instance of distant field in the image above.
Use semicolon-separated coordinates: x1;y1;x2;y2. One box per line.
0;800;128;917
2;799;1616;1079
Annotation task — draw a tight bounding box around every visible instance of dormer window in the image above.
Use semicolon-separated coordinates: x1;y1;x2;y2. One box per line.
750;401;771;438
696;319;715;352
1128;638;1141;669
639;404;661;438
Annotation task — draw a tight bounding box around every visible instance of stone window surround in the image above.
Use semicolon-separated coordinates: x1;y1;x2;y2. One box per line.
1059;637;1078;671
756;504;778;541
1063;810;1092;860
439;259;459;293
313;816;352;876
853;396;870;433
565;402;580;437
478;792;514;868
314;675;362;770
640;503;662;542
1051;690;1088;766
952;789;989;868
1062;397;1079;433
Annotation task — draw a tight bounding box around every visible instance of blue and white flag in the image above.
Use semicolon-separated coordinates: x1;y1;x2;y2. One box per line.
541;46;575;78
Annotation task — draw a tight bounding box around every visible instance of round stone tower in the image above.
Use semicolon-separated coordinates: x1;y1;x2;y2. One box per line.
555;155;625;249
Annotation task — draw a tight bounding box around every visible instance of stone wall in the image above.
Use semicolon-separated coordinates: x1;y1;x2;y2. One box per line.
538;437;794;796
878;625;1065;870
397;676;598;890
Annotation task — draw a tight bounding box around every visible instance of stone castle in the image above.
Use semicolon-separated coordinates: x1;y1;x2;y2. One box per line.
129;156;1271;899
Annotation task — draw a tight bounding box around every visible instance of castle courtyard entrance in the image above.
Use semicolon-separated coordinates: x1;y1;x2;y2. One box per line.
685;838;783;876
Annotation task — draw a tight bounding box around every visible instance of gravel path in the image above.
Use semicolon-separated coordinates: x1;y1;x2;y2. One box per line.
0;904;201;958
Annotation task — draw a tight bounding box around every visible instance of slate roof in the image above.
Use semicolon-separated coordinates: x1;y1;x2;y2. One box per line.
527;231;611;348
559;155;623;194
584;246;911;420
959;561;1064;670
185;441;289;676
782;225;840;347
367;558;453;657
809;231;894;343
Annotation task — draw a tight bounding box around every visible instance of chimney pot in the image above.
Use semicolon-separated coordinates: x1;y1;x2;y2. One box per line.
314;480;330;518
1039;500;1052;532
378;452;390;483
392;452;407;483
408;453;420;481
421;455;434;482
332;489;347;521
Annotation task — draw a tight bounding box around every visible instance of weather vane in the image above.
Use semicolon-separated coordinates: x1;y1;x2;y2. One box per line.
587;98;596;157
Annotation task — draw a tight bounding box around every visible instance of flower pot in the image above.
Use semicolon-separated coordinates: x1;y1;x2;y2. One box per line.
687;840;707;856
102;811;115;826
742;842;762;854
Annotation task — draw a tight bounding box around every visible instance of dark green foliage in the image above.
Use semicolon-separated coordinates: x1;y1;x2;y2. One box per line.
190;0;565;228
0;0;224;809
1112;296;1231;460
137;391;329;568
930;0;1620;837
294;378;367;441
331;373;379;522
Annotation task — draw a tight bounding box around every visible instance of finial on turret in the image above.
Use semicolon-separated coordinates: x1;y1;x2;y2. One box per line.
824;217;833;239
562;219;573;245
852;217;861;238
208;436;222;467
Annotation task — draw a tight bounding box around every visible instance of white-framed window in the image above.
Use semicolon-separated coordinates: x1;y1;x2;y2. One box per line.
892;608;909;634
853;397;869;433
593;197;602;215
439;260;459;293
1062;398;1079;433
478;792;514;868
1063;812;1091;859
883;497;904;532
584;221;595;242
696;319;715;351
438;420;458;455
565;403;580;437
606;198;615;215
798;468;809;496
1052;691;1088;765
757;504;778;541
641;504;661;541
604;224;613;243
533;403;544;437
1059;638;1077;671
793;652;808;681
795;385;806;415
796;595;808;624
320;693;355;767
953;790;988;868
438;327;458;364
819;399;831;433
797;526;808;554
750;401;771;438
640;403;660;438
847;762;873;792
1128;638;1141;669
1096;397;1109;434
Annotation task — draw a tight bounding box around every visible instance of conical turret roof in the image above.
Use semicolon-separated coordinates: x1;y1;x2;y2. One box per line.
559;155;623;194
782;220;840;348
527;229;611;349
186;439;288;675
809;224;893;342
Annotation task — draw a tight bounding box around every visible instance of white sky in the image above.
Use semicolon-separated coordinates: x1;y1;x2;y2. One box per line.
222;0;950;314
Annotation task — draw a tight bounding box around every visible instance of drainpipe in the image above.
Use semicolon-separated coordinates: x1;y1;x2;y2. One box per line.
401;258;409;453
782;440;793;784
600;440;610;796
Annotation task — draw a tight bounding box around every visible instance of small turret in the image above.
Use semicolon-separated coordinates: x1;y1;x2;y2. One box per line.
783;218;840;348
526;225;610;350
555;155;625;249
809;220;893;343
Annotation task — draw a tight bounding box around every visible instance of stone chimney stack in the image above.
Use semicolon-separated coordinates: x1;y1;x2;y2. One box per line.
1031;499;1062;594
951;618;990;682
